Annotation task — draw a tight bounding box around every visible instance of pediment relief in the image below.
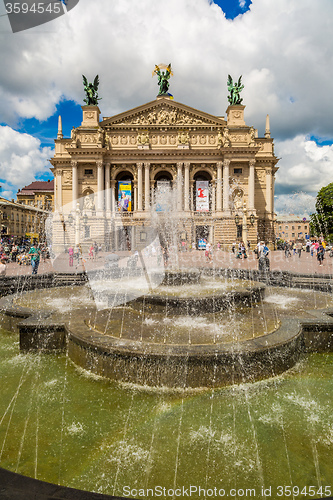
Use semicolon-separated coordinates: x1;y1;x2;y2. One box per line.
101;99;226;128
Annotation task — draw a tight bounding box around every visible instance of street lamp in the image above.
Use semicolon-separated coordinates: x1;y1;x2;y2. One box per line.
235;214;240;225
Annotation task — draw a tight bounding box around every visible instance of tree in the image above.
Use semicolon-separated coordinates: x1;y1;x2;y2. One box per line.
310;182;333;241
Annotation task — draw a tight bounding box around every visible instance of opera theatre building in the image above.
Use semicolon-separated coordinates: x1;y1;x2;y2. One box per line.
49;89;278;252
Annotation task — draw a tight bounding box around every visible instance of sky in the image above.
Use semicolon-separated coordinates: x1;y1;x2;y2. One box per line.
0;0;332;216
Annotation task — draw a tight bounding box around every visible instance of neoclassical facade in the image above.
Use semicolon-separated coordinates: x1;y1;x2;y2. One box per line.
50;95;278;251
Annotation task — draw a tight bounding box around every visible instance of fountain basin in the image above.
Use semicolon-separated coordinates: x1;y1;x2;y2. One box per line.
2;280;333;388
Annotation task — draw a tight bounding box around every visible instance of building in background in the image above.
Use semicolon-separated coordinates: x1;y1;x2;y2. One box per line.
0;197;48;243
276;215;309;241
50;93;279;252
17;180;54;211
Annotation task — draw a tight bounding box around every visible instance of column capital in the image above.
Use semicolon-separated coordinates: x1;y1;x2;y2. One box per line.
96;160;103;168
71;160;77;168
223;159;230;167
249;159;256;167
137;162;143;168
216;161;223;169
184;161;190;169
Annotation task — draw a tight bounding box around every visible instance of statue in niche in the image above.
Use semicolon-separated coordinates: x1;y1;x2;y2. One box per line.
104;132;110;149
248;126;255;146
233;190;243;210
153;64;173;95
97;127;104;147
227;75;244;105
83;192;95;210
82;75;101;106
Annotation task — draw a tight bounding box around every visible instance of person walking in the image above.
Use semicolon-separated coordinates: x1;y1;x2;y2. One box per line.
296;241;302;258
284;241;291;258
68;246;74;267
28;243;41;275
317;243;325;266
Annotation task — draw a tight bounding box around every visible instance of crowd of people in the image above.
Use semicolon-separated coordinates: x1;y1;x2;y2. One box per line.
0;239;49;276
282;239;329;266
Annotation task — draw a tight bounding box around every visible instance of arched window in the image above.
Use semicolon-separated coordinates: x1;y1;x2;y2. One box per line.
116;172;134;212
193;171;212;211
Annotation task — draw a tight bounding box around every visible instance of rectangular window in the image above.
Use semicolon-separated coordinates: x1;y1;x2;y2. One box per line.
298;225;301;229
285;225;288;229
84;169;93;175
292;233;295;237
292;226;294;230
234;168;242;175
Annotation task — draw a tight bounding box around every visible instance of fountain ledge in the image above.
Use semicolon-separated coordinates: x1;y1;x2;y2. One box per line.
1;292;333;388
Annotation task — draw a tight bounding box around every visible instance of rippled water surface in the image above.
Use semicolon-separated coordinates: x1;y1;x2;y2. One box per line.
0;329;332;499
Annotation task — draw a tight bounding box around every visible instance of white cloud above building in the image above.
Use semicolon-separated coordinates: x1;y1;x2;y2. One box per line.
0;0;332;209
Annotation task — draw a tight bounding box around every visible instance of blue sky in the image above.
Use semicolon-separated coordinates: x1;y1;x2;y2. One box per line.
0;0;332;216
11;0;253;149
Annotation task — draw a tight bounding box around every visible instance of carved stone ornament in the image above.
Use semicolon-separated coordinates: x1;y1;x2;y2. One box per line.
256;170;266;183
80;134;98;145
232;111;242;119
137;131;149;145
84;111;95;120
177;130;190;145
118;107;204;126
218;128;230;147
62;170;72;186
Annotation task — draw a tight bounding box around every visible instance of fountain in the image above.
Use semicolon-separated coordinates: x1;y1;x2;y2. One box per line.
0;190;333;499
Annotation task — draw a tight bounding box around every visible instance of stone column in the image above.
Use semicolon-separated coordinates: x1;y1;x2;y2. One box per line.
211;180;216;212
190;180;194;211
216;161;222;212
184;162;190;211
177;162;183;212
71;161;78;210
223;159;230;212
110;179;116;213
248;159;255;210
133;181;138;212
105;162;111;213
266;167;273;213
56;169;63;211
97;161;104;211
144;162;150;210
137;162;143;211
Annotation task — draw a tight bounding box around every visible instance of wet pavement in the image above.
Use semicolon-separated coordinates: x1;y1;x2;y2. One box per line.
4;250;333;277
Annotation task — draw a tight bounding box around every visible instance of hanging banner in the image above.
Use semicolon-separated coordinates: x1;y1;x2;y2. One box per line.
118;181;132;211
196;181;209;212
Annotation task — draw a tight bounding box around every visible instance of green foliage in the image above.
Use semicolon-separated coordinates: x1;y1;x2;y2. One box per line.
310;182;333;241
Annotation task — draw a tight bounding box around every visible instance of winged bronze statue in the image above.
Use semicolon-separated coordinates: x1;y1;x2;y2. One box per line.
153;64;173;95
82;75;101;106
227;75;244;105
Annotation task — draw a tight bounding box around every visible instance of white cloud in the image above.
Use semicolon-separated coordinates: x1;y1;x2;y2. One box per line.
0;0;332;138
275;136;333;194
0;0;333;206
0;126;53;198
